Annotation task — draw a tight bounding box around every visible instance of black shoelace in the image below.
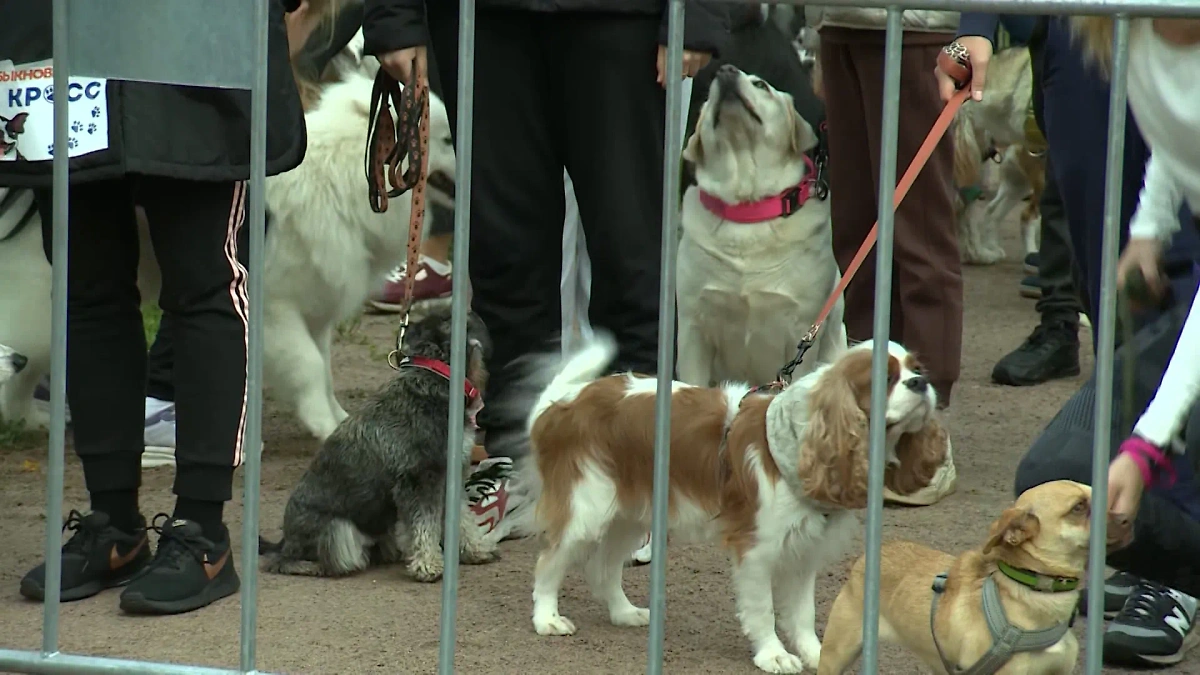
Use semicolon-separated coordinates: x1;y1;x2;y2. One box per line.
147;513;209;570
1119;581;1180;628
60;509;100;555
1023;320;1074;351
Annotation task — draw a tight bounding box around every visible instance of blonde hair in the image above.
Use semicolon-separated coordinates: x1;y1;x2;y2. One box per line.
290;0;355;110
1069;16;1116;81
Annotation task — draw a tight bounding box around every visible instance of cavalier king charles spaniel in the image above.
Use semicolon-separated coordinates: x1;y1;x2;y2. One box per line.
522;335;947;674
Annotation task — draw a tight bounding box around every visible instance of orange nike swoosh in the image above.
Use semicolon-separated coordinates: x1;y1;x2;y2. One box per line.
203;549;230;580
110;537;147;570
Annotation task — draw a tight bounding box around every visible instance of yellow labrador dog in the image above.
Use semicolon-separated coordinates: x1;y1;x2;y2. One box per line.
678;65;846;388
818;480;1134;674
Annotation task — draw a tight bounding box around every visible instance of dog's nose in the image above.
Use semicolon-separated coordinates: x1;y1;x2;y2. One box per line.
716;64;738;81
904;376;928;394
10;353;27;373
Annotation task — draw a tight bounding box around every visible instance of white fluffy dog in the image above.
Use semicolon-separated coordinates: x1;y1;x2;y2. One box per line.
678;65;846;387
262;67;456;440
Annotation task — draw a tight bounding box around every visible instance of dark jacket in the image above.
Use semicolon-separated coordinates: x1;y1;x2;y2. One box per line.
362;0;730;59
0;0;307;187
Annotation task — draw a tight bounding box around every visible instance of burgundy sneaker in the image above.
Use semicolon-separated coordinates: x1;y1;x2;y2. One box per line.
369;262;453;313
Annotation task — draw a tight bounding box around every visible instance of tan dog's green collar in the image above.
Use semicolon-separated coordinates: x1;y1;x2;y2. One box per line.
996;560;1080;593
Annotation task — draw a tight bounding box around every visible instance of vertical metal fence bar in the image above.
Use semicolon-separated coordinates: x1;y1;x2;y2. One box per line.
646;3;686;674
42;0;71;656
860;7;904;674
1084;13;1131;675
438;0;477;672
238;0;271;672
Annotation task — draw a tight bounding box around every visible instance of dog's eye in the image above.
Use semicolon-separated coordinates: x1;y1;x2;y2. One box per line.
1071;501;1088;515
752;79;770;91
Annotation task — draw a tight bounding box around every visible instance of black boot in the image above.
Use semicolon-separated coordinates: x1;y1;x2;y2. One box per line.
992;317;1081;386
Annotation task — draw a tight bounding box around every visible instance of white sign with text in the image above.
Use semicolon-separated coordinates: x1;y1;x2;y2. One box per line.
0;59;109;162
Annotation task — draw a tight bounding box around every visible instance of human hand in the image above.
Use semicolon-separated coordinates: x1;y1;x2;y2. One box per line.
378;46;428;84
935;36;992;102
1118;237;1165;307
1108;449;1147;524
656;46;711;88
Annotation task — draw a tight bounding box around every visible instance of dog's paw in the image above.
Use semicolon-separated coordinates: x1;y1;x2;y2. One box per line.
794;634;821;669
460;545;500;565
753;646;805;674
533;613;577;636
408;557;444;583
610;606;651;627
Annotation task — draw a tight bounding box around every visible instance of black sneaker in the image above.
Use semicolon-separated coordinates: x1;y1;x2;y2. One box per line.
1024;252;1040;275
19;510;151;602
991;319;1081;386
1079;570;1141;618
118;516;239;615
1104;580;1200;666
1020;275;1042;299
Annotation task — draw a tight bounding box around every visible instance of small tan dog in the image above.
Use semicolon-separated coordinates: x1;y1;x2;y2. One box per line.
818;480;1134;674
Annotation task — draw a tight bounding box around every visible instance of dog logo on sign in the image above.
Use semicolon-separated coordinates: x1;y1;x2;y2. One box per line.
0;112;29;160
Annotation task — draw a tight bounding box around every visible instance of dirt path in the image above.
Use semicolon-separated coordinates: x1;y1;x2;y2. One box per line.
0;243;1191;674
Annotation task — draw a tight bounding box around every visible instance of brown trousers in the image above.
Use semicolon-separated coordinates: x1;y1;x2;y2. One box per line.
819;28;963;405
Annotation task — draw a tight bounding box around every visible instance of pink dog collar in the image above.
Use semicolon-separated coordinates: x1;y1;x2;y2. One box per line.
1119;436;1176;488
698;155;818;224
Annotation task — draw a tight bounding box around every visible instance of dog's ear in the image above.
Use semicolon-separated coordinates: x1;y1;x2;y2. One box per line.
788;104;817;157
983;507;1041;555
683;107;706;165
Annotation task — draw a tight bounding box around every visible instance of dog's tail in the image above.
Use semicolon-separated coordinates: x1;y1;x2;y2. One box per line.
480;332;618;541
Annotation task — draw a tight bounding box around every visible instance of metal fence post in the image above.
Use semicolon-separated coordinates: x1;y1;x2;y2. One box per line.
1084;13;1131;675
42;0;71;655
438;0;478;672
238;0;271;671
859;7;904;673
646;2;686;674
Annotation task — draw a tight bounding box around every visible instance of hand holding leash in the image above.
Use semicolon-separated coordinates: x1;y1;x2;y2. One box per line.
935;37;991;102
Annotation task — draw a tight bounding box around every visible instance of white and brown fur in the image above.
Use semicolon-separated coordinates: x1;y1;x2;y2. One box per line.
818;480;1135;674
678;64;846;388
524;334;947;674
952;46;1045;265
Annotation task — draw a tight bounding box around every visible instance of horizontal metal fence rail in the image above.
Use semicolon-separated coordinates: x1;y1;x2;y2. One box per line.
3;1;1199;674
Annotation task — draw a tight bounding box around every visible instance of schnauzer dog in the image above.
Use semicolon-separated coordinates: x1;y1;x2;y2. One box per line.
260;308;499;582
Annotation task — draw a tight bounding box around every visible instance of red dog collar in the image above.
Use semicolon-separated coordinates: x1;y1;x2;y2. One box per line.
400;355;480;402
698;155;818;224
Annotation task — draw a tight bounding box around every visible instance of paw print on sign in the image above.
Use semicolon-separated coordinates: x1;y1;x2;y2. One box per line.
46;144;54;157
86;123;97;135
70;121;82;134
91;106;101;119
67;137;77;150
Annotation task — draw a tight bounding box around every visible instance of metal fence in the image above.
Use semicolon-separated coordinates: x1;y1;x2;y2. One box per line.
1;0;1198;673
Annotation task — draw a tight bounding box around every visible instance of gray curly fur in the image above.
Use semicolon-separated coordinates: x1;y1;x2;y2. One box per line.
260;307;501;582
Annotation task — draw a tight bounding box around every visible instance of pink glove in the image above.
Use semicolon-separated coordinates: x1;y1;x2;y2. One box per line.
1118;436;1177;488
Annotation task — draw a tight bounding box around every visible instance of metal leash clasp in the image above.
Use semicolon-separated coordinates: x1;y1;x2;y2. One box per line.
387;318;410;370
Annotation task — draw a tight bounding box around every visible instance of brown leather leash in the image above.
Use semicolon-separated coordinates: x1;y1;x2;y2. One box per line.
364;61;431;369
767;46;974;388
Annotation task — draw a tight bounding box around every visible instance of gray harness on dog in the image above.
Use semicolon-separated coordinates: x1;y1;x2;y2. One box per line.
929;569;1074;675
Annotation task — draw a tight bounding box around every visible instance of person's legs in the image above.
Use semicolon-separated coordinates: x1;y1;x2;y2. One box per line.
114;176;249;615
992;156;1084;385
427;7;566;457
1014;302;1200;665
1042;18;1200;350
19;181;154;603
819;31;879;345
854;37;961;405
555;12;665;375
